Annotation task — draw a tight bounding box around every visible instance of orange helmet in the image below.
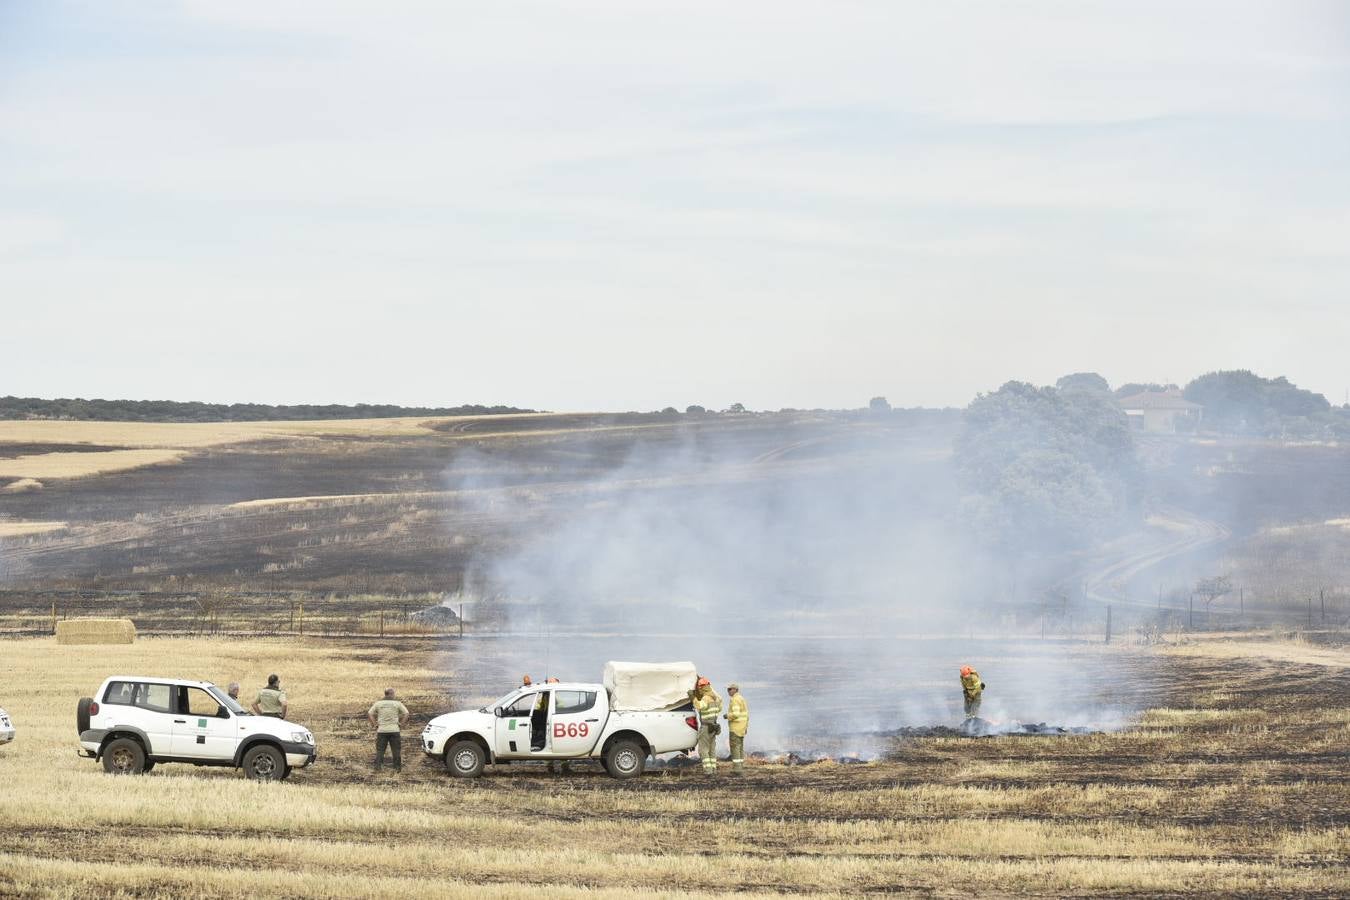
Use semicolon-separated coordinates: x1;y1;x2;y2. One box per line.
545;677;560;684
696;677;711;688
960;666;973;677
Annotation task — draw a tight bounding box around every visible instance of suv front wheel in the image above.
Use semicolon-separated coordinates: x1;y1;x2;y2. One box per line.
102;737;146;775
242;744;286;781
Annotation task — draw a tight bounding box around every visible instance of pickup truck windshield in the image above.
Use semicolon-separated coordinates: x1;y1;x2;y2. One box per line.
481;689;523;713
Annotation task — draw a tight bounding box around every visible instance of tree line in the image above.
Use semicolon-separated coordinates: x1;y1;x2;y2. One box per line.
0;396;533;423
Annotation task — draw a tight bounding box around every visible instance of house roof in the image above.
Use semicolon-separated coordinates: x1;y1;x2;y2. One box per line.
1117;389;1202;411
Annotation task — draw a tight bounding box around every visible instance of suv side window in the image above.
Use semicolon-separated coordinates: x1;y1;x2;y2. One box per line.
181;687;228;719
135;683;172;714
103;681;135;706
554;691;597;715
502;694;537;717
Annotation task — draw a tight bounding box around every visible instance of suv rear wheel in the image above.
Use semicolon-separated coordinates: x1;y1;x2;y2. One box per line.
445;739;485;778
102;737;146;775
242;744;285;781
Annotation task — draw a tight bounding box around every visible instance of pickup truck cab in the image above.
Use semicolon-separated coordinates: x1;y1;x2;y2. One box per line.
422;681;697;779
76;675;315;780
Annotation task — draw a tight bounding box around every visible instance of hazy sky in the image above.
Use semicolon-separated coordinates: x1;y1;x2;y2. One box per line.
2;1;1347;411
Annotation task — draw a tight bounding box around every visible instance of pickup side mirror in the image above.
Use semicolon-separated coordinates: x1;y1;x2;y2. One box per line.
493;706;504;718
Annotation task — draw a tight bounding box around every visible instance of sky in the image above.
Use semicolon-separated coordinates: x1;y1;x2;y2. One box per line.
1;1;1347;411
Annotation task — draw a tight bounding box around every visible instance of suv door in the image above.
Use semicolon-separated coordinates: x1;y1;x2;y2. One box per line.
171;686;238;759
494;692;540;758
105;681;175;755
548;690;602;756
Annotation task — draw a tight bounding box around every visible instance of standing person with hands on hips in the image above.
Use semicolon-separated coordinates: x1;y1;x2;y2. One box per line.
368;687;410;772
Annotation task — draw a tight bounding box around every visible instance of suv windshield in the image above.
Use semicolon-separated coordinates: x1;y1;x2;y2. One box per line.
207;685;249;715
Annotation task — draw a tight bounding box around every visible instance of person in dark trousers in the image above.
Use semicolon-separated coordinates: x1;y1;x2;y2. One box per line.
368;687;410;772
251;674;287;718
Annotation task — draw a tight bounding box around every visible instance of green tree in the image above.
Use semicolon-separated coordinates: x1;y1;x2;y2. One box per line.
955;381;1140;549
1055;372;1110;394
1184;370;1329;434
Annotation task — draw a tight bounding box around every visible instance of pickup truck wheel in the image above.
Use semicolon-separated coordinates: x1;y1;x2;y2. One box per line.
242;744;285;781
605;740;646;779
445;740;485;778
102;737;145;775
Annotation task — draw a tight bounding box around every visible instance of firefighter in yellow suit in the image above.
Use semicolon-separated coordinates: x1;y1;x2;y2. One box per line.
690;677;722;774
723;683;749;773
960;665;985;718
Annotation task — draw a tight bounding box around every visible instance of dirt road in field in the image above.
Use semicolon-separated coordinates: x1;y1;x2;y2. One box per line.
1078;506;1231;612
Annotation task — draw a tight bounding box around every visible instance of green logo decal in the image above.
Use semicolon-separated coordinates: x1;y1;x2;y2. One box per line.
198;718;207;728
509;719;516;731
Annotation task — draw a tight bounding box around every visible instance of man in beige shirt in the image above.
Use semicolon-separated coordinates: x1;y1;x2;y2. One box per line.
251;674;287;718
368;687;410;772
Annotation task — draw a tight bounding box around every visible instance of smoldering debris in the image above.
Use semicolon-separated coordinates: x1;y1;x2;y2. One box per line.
647;754;700;770
858;718;1102;739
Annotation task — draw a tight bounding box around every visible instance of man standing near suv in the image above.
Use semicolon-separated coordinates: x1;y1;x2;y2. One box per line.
251;674;288;719
368;687;409;772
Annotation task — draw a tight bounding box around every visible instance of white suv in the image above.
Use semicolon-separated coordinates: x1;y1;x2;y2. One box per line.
0;706;14;746
77;676;315;780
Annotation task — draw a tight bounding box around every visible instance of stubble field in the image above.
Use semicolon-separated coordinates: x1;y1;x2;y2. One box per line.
0;633;1345;899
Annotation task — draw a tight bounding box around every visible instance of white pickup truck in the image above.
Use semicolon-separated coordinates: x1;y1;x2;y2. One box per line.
422;663;700;779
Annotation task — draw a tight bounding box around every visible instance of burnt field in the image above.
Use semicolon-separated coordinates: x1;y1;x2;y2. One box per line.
0;411;959;628
0;633;1345;898
0;415;1348;896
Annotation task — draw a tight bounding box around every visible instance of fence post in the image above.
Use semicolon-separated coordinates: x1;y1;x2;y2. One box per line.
379;609;385;638
299;602;304;636
459;603;464;639
1239;588;1243;617
1105;604;1112;645
1307;597;1312;628
1189;594;1194;630
51;602;56;635
1321;588;1325;623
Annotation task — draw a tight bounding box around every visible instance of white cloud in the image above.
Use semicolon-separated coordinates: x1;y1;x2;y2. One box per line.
0;1;1346;408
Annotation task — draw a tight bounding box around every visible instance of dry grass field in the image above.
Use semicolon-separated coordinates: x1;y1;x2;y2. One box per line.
0;634;1345;898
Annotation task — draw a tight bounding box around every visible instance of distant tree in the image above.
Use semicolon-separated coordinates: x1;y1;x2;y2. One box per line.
1114;382;1169;398
869;396;892;412
685;405;707;415
1184;370;1330;434
660;406;679;415
727;403;747;414
1055;372;1110;394
1195;575;1234;618
955;381;1141;550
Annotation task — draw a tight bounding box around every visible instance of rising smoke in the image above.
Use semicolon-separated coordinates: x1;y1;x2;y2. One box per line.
443;418;1143;747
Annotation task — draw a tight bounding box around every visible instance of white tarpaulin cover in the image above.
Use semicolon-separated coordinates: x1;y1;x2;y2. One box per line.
603;661;698;711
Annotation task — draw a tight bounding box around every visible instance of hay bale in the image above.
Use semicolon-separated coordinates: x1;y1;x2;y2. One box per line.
56;618;136;645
